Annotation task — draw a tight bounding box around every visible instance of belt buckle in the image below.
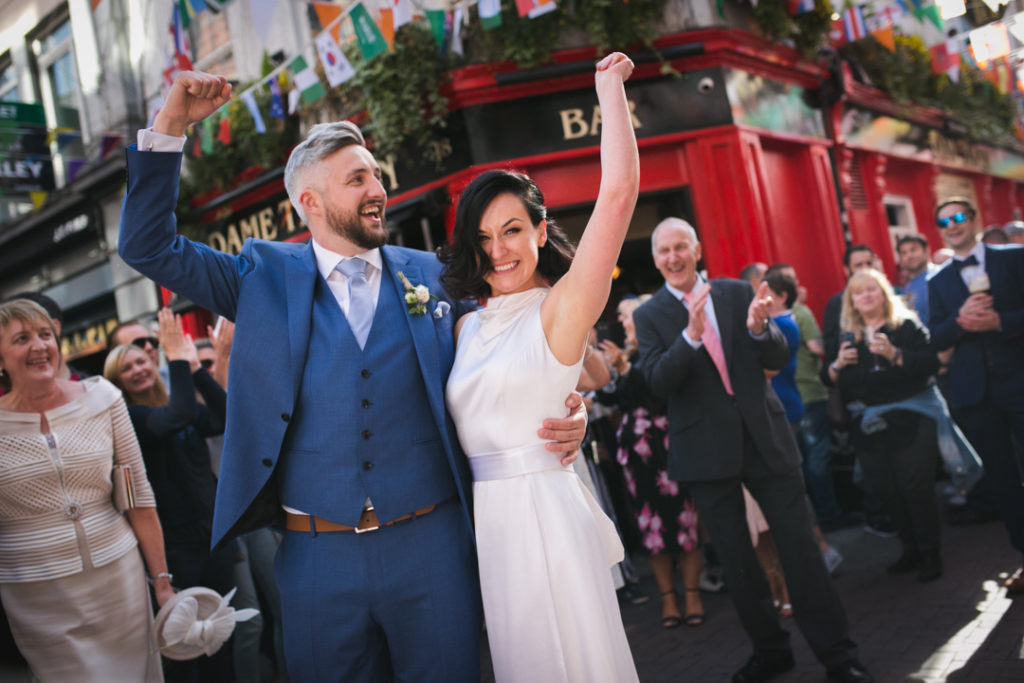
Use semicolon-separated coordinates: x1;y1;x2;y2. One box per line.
354;506;379;534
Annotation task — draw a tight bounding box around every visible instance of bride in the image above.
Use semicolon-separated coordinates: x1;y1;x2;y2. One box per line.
440;53;639;683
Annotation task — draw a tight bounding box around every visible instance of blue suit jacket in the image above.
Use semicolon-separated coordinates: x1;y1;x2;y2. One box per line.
928;244;1024;409
118;147;474;548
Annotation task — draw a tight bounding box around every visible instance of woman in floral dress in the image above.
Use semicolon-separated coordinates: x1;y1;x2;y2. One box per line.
601;295;705;629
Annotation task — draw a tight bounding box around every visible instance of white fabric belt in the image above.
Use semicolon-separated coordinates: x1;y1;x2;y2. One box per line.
469;443;571;481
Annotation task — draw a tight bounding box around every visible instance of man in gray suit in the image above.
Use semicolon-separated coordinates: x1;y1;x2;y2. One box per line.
633;218;870;683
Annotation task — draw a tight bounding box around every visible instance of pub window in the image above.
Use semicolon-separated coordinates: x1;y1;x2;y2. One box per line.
882;194;917;255
0;55;18;103
31;12;83;133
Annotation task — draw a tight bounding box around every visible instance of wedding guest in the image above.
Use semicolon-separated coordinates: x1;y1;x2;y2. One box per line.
601;295;705;629
0;298;172;681
1003;221;1024;245
823;269;942;582
105;308;236;681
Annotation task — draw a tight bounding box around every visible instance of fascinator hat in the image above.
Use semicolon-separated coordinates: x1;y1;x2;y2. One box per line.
153;587;259;660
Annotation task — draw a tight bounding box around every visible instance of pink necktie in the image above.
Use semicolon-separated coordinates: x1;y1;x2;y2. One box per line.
683;291;734;396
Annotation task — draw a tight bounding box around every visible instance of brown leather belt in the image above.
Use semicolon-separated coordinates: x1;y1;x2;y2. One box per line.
285;501;444;534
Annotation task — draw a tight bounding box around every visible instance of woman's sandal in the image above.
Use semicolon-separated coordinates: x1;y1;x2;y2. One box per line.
660;589;682;629
683;588;705;627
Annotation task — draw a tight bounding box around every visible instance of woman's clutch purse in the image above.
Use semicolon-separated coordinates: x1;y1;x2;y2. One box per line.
112;464;136;512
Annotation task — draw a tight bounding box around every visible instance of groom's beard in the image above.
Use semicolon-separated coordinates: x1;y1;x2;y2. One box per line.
325;202;388;250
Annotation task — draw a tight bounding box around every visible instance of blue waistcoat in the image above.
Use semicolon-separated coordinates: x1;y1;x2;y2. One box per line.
277;263;457;526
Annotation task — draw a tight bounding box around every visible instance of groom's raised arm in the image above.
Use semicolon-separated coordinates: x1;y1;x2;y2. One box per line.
120;71;249;320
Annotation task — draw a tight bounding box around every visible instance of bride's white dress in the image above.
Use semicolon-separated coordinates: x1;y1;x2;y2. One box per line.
446;287;639;683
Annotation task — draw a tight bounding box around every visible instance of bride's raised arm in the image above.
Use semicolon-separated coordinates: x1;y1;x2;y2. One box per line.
542;52;639;364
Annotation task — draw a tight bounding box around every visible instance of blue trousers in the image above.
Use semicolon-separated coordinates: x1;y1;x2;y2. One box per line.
275;500;483;683
798;400;842;521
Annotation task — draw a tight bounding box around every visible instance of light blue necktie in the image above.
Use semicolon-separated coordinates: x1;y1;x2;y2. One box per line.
337;257;372;348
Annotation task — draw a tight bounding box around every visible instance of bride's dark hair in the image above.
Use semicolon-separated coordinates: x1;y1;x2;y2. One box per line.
439;170;575;301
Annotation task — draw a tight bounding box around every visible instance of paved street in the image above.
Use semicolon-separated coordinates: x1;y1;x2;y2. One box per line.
622;517;1024;682
483;515;1024;682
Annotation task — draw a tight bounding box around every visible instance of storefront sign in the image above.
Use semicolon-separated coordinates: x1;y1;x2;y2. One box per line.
205;196;306;255
0;102;54;193
459;67;733;163
841;107;1024;181
62;316;118;360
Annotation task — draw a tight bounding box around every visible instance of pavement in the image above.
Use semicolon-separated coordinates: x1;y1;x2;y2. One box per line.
483;515;1024;682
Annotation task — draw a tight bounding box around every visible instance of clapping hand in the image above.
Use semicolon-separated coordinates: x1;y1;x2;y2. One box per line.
867;331;897;363
746;281;773;335
158;308;200;372
598;339;628;374
686;284;710;343
957;294;1001;332
153;71;232;138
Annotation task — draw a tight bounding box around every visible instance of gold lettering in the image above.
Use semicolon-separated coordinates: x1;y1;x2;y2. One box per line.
628;99;642;130
237;214;259;242
208;231;227;253
279;199;298;235
225;225;243;255
589;105;602;136
559;108;588;140
259;207;277;241
379;155;399;193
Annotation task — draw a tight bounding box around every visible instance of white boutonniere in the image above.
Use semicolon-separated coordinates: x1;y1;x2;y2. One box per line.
433;301;451;320
397;272;436;315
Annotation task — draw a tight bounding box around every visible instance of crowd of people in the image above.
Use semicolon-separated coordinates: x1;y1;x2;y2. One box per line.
0;56;1021;683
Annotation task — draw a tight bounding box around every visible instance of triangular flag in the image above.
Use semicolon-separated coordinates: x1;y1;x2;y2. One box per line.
217;114;232;145
842;7;868;42
937;0;966;20
315;30;356;87
289;55;327;104
380;9;396;51
918;4;943;31
872;26;895;52
517;0;557;18
90;0;103;10
930;42;957;74
971;24;1010;63
312;1;342;42
451;5;465;56
288;87;301;115
945;39;961;82
392;0;413;29
829;17;848;47
426;9;446;48
29;191;48;210
240;90;266;133
479;0;502;29
350;3;388;60
788;0;815;15
267;77;285;120
249;0;278;46
202;116;216;153
177;0;195;27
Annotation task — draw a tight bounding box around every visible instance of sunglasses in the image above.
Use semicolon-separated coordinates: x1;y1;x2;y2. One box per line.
936;212;970;229
130;336;159;349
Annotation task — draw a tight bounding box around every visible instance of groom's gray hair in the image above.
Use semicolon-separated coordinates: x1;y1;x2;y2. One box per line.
284;121;366;222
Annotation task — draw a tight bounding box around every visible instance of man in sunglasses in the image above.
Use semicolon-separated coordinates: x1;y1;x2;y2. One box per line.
929;196;1024;593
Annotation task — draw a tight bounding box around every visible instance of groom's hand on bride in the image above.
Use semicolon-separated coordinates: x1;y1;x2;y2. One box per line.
538;391;588;465
153;71;233;138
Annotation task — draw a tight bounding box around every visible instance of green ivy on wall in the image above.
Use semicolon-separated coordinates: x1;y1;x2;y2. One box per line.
749;0;835;57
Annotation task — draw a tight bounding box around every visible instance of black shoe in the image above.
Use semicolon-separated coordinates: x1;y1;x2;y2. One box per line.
826;660;874;683
886;550;919;575
917;551;943;583
616;584;649;606
732;652;796;683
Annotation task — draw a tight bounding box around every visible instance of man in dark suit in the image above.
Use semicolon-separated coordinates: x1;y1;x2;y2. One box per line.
928;197;1024;592
633;218;871;683
118;70;586;682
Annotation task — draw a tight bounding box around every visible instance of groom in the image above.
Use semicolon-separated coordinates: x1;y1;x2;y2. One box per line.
119;71;586;682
